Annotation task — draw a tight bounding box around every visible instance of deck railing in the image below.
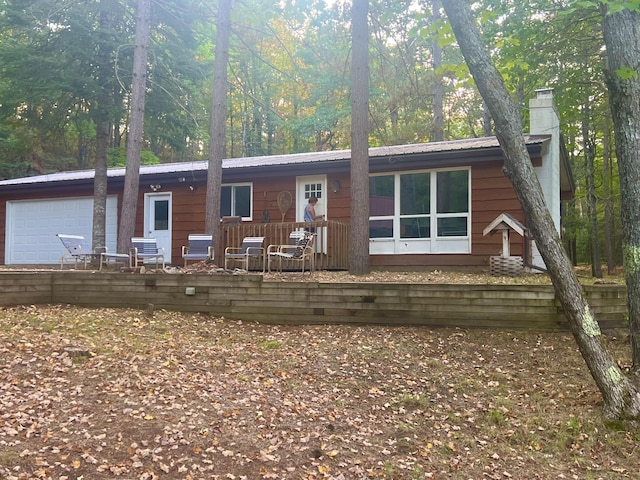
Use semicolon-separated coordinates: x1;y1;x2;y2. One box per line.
221;220;350;271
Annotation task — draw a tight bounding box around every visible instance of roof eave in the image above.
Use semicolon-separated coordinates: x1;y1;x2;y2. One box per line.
0;135;551;189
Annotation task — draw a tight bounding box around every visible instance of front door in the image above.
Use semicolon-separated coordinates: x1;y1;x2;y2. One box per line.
296;175;326;220
297;175;327;253
144;193;172;264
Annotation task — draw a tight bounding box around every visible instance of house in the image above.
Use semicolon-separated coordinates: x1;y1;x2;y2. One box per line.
0;89;573;270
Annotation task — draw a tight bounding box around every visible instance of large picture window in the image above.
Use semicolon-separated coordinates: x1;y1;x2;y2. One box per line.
369;168;470;254
221;184;252;220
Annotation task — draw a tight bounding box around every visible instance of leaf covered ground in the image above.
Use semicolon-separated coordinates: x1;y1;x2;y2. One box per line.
0;304;637;480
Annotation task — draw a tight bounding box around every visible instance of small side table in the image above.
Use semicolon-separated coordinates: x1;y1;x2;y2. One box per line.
100;252;131;271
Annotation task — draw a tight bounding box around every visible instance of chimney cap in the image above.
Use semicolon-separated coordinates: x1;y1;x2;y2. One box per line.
535;87;554;98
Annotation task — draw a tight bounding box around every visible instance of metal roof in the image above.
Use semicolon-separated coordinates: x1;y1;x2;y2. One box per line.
0;135;550;187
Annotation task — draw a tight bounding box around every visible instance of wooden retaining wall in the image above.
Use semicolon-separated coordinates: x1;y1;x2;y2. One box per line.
0;271;628;330
0;272;55;306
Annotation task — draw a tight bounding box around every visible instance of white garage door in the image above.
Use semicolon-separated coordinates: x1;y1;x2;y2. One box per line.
5;196;118;265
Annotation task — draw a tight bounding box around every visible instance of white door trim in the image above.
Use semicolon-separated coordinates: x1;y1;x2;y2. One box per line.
296;175;327;253
296;174;327;221
144;192;172;264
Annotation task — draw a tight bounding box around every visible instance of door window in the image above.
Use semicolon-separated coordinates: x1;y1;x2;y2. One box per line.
304;183;323;201
154;199;169;230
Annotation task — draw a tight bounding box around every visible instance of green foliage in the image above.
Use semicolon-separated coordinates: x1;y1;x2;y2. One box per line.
600;0;640;14
0;0;210;171
107;148;160;168
0;126;37;179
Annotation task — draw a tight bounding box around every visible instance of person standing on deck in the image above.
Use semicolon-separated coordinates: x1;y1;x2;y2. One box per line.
304;196;324;222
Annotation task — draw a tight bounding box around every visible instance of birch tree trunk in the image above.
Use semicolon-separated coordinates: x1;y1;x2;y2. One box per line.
349;0;370;275
118;0;150;253
205;0;232;258
442;0;640;421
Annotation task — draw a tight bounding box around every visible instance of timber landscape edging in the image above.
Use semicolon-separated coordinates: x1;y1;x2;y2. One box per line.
0;271;628;330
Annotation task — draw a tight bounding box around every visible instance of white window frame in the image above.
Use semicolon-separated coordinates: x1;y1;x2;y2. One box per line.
369;167;471;255
221;183;253;221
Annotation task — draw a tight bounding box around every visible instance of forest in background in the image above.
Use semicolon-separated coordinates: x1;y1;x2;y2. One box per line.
0;0;618;270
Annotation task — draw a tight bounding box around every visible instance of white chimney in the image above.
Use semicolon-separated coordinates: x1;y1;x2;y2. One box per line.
529;88;561;269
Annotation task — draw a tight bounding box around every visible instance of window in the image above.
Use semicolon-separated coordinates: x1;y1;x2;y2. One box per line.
153;199;169;230
369;168;470;254
304;183;323;201
437;170;469;237
400;172;431;238
370;175;394;238
221;184;252;220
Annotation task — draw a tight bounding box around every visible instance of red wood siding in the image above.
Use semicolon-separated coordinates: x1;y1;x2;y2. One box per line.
472;161;526;257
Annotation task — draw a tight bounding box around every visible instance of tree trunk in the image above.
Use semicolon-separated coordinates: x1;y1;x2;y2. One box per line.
602;6;640;376
564;198;578;266
431;0;444;142
442;0;640;421
349;0;370;275
482;101;492;137
582;101;602;278
117;0;150;253
92;120;109;253
91;0;114;255
205;0;232;258
602;115;616;275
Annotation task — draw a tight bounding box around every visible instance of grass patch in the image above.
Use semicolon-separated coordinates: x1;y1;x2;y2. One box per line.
259;339;282;349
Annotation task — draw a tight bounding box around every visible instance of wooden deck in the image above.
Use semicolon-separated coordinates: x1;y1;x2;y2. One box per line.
0;271;628;330
222;220;350;271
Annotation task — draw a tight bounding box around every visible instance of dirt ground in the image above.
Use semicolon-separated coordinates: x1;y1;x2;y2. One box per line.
2;260;621;286
0;298;637;480
187;262;621;287
262;269;555;285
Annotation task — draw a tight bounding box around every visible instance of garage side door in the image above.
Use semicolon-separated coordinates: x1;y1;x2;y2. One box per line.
6;196;118;265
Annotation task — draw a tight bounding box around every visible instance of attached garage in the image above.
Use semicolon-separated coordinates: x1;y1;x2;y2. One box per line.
5;196;118;265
